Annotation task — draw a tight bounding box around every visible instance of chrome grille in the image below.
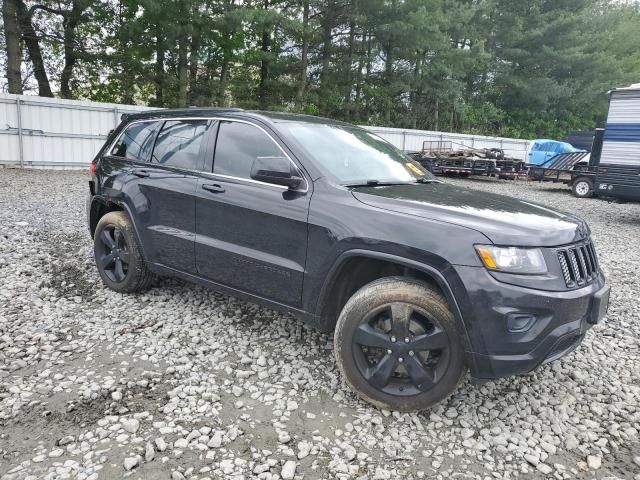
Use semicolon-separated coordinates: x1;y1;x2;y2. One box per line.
557;241;599;288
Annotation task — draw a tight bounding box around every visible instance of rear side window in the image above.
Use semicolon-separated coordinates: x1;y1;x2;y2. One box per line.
110;121;161;161
213;121;283;179
151;120;208;170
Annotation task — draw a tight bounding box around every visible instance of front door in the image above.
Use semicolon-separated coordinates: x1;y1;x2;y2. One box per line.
195;120;310;306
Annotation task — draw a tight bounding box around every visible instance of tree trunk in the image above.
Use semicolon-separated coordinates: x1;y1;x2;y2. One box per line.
319;0;334;115
411;51;422;129
189;29;200;103
176;0;191;108
434;97;439;131
343;19;356;121
258;0;271;109
259;29;271;108
354;31;366;121
383;41;393;124
178;35;189;107
15;0;52;97
218;55;230;106
154;31;165;106
296;0;309;107
59;7;81;99
363;29;372;121
3;0;23;94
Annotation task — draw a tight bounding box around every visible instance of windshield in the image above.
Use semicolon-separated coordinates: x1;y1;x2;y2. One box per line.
279;122;432;184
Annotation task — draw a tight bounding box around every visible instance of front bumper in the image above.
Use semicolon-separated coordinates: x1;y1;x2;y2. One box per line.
454;265;609;380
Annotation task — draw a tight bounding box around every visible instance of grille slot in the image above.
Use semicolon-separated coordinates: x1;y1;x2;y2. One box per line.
557;240;599;288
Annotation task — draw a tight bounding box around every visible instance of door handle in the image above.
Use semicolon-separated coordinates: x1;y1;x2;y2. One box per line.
132;169;150;178
202;183;225;193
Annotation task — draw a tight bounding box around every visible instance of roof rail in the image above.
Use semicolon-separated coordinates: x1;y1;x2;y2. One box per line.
186;106;244;111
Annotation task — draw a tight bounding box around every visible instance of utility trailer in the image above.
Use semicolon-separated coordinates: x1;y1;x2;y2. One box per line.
529;85;640;200
527;151;592;191
409;141;527;179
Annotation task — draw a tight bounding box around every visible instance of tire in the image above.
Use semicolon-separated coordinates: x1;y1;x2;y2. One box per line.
94;211;155;293
334;277;466;412
572;176;594;198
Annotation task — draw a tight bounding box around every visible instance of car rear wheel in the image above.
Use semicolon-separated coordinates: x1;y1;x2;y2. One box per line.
572;176;594;198
334;277;465;412
94;211;155;293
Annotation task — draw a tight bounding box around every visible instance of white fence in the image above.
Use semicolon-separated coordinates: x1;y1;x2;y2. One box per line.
0;94;155;168
0;93;532;168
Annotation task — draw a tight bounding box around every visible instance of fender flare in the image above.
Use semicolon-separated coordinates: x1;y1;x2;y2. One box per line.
316;249;475;365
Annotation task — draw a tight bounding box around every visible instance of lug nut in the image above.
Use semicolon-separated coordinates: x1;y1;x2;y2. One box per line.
404;337;410;343
398;357;404;363
408;350;415;357
386;349;393;355
390;336;396;342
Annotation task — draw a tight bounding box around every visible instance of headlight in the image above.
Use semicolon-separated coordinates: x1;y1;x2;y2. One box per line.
475;245;547;274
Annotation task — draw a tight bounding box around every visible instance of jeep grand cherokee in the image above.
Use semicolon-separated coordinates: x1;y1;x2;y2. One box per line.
87;109;610;412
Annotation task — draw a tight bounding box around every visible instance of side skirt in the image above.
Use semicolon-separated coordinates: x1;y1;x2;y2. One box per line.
148;262;323;330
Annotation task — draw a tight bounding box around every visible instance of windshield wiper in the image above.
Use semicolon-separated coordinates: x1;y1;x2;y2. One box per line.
414;177;437;184
345;179;390;187
345;178;437;187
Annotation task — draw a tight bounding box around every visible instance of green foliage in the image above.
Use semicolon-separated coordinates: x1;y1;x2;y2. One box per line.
4;0;640;139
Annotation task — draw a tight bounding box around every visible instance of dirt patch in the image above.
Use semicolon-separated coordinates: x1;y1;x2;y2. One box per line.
46;261;96;300
0;381;171;474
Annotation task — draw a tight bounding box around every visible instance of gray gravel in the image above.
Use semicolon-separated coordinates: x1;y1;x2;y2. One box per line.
0;169;639;480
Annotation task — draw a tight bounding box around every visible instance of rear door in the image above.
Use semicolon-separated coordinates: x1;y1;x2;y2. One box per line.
194;120;310;306
120;118;213;273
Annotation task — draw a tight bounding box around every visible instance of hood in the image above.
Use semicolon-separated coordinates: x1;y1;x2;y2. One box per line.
351;183;589;247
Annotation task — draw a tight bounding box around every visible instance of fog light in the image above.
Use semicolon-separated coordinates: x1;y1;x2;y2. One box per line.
507;313;536;333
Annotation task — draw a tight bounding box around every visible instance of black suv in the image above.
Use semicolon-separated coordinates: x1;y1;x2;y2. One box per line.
87;109;610;412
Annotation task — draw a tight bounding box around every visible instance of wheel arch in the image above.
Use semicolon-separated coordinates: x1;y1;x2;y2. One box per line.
89;196;149;261
315;250;474;357
89;196;123;238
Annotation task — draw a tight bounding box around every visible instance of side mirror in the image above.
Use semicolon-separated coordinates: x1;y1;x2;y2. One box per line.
251;156;303;190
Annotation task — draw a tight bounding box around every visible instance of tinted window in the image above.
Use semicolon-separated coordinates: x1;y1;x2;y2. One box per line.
151;120;208;170
110;121;161;161
214;121;283;179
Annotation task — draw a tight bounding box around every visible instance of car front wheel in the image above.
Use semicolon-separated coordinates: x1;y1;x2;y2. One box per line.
334;277;465;412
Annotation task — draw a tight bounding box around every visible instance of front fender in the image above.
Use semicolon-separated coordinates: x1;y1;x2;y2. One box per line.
315;249;476;369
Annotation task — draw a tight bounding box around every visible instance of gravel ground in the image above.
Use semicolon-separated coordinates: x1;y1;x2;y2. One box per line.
0;169;639;480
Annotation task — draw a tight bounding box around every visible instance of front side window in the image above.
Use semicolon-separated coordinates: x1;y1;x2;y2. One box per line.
213;121;284;179
110;121;161;161
278;122;429;184
540;142;554;152
151;120;208;170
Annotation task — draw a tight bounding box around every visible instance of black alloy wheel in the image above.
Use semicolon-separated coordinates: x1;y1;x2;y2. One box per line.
98;226;130;283
334;277;465;412
353;302;450;396
93;211;155;293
